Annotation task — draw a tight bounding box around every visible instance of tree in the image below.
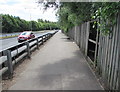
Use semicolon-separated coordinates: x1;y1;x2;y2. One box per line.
1;14;59;33
40;1;120;34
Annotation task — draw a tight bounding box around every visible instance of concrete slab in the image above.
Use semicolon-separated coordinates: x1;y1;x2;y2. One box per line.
9;31;103;90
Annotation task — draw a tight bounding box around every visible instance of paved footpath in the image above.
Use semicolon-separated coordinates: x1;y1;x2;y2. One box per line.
9;31;103;90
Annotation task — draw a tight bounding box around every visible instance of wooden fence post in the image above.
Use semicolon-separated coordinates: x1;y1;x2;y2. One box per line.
85;22;90;56
118;13;120;91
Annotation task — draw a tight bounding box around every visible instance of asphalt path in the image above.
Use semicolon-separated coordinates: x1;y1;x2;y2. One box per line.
9;31;103;90
0;32;47;51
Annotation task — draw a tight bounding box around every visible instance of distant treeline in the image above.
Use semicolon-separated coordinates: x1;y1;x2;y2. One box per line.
1;14;59;33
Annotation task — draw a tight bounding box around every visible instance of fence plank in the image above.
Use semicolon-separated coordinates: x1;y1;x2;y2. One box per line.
85;22;90;56
67;14;120;90
110;17;119;90
117;13;120;91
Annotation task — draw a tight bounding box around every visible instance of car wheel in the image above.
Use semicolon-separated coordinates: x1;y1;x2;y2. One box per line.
18;40;21;43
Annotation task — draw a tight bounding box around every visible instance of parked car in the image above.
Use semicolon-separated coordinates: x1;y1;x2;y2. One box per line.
18;31;35;42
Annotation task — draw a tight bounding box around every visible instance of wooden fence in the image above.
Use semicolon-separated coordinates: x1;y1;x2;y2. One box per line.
66;13;120;91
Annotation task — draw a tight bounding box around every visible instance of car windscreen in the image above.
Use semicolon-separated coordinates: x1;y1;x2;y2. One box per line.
21;32;26;35
21;32;31;35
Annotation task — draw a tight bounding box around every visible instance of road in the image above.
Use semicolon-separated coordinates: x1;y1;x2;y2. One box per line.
0;32;47;51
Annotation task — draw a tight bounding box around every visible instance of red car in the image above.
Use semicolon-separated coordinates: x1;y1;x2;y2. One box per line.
18;31;35;42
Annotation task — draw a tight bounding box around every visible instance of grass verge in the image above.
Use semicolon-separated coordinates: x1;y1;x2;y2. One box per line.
0;35;18;39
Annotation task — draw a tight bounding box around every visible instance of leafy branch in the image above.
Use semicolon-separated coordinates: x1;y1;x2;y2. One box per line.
38;1;120;35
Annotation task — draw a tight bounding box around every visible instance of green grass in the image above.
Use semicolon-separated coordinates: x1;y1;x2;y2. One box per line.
0;35;18;39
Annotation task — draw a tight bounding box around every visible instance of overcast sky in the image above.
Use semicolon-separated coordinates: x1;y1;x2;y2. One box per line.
0;0;58;22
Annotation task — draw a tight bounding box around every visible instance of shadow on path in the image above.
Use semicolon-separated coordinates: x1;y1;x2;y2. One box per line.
36;50;102;90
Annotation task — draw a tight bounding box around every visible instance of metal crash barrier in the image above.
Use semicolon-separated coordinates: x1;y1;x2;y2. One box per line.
0;31;58;78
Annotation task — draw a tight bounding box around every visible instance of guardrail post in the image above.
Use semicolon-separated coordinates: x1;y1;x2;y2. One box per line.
49;34;51;38
41;36;44;45
48;33;50;39
44;35;46;42
45;34;47;41
46;34;47;40
47;34;49;39
25;41;31;59
5;50;13;79
50;33;52;37
36;38;39;50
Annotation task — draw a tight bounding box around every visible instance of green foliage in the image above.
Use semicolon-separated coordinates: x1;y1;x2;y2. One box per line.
93;2;120;35
42;2;120;34
62;2;119;34
56;2;94;32
0;14;59;33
